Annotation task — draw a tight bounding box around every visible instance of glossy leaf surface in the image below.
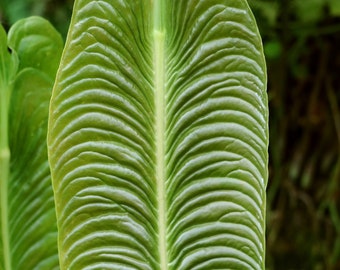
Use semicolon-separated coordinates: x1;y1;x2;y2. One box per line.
0;17;63;270
48;0;268;269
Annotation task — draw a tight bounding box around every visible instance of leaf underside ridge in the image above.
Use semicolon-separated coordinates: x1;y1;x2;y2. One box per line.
48;0;268;269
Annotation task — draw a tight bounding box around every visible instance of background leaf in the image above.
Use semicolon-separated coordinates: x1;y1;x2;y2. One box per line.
48;0;268;269
7;16;64;77
0;16;63;269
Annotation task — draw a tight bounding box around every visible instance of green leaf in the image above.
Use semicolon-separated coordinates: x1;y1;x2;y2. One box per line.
1;17;63;269
48;0;268;269
7;16;63;76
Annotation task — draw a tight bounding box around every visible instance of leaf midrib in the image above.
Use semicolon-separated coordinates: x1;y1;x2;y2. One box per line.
0;83;11;270
154;29;167;270
154;0;168;269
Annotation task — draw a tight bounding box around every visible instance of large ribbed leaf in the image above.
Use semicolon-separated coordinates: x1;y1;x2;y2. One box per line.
0;17;63;269
48;0;268;269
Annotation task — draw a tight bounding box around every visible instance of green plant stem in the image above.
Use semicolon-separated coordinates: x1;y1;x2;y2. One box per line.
154;0;167;268
0;83;11;270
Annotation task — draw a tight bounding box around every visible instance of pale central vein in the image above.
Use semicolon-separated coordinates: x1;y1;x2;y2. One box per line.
0;84;12;270
154;29;168;270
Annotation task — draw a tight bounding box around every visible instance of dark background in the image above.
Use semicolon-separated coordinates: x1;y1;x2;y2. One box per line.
1;0;340;268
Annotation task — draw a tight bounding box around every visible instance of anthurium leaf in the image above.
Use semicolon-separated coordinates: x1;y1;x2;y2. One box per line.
48;0;268;269
7;16;63;76
7;69;59;270
1;17;63;269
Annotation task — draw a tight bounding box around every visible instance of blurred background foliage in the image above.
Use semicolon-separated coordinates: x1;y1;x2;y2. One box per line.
249;0;340;269
0;0;73;36
1;0;340;269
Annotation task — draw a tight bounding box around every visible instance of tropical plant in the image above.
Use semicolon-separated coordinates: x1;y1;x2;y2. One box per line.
0;16;63;269
1;0;268;269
